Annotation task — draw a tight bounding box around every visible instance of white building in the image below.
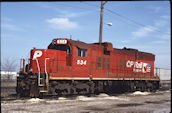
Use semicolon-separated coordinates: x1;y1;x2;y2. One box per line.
0;71;19;80
154;68;171;80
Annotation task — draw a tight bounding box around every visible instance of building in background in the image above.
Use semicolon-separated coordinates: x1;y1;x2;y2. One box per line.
154;68;171;80
1;71;19;80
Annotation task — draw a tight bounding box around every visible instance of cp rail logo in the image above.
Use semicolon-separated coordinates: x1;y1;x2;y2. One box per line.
126;60;151;73
33;50;42;60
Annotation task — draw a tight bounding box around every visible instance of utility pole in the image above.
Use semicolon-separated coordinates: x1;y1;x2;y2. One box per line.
99;1;104;45
99;1;107;45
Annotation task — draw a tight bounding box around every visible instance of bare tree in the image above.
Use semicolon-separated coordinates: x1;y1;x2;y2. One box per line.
2;57;17;80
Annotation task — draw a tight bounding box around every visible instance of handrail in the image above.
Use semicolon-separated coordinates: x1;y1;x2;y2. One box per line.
22;59;25;73
45;58;50;84
27;59;30;73
35;58;41;86
20;59;22;72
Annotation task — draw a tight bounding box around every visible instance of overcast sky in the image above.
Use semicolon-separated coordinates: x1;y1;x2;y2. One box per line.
1;1;171;71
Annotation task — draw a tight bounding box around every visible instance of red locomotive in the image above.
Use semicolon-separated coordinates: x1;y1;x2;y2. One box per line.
17;38;160;97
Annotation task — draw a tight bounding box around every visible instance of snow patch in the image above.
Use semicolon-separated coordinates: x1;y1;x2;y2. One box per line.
97;93;109;97
104;96;130;101
76;94;130;101
76;96;95;101
46;100;59;103
131;91;150;95
58;97;67;100
46;97;69;103
27;98;42;103
165;90;170;92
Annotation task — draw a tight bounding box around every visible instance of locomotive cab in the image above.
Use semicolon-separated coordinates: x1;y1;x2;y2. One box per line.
48;38;71;54
48;38;72;66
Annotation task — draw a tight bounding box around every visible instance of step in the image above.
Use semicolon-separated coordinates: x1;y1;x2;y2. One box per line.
39;84;46;86
40;90;48;93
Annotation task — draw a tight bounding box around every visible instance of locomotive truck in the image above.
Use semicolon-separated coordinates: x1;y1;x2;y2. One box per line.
16;38;160;97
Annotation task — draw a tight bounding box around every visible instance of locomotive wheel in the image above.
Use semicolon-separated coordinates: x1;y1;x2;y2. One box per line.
46;80;159;97
30;85;39;97
71;87;77;95
89;82;95;94
129;82;136;92
39;92;46;99
16;77;30;97
146;82;153;92
141;81;146;92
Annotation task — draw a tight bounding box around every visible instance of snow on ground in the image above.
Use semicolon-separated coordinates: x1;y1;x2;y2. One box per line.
130;91;151;95
27;98;42;103
58;97;67;100
103;96;130;101
165;90;170;92
1;90;170;113
76;93;130;101
97;93;109;97
76;96;96;101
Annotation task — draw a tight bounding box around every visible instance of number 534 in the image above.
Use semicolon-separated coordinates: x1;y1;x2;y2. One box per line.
77;60;87;65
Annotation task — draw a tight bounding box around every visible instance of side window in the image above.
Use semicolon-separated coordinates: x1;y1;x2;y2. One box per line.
124;59;126;70
103;58;110;69
67;45;71;55
104;49;110;55
96;57;101;69
77;48;87;57
119;59;122;70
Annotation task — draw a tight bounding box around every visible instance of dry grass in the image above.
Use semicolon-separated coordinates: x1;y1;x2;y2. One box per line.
1;79;16;97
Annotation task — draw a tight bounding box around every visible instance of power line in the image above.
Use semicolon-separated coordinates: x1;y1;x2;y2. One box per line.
81;2;171;36
80;2;100;8
55;2;93;11
105;8;171;36
104;11;141;28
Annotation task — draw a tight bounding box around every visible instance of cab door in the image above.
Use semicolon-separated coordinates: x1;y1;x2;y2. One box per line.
66;45;72;66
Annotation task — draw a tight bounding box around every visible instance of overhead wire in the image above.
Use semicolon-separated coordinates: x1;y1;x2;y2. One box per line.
54;2;94;11
104;11;140;28
80;2;171;36
105;8;171;36
79;1;100;8
81;2;139;28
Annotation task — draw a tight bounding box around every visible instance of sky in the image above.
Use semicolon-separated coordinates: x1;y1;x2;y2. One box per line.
1;1;171;71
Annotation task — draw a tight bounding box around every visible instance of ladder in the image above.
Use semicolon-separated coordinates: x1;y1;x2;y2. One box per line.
36;58;49;93
38;74;48;93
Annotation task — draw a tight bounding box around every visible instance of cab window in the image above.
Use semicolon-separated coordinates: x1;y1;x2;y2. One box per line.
77;48;87;57
67;45;71;55
48;45;71;54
